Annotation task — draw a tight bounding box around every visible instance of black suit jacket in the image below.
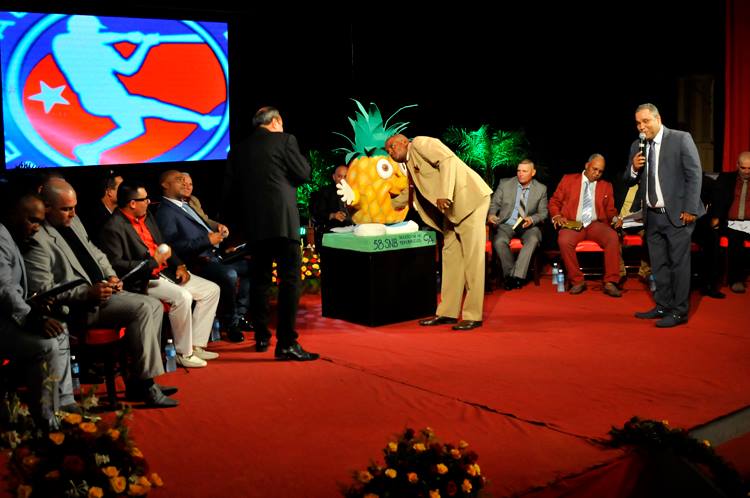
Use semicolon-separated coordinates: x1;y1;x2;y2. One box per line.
710;171;740;228
311;183;351;231
99;210;182;293
225;128;310;243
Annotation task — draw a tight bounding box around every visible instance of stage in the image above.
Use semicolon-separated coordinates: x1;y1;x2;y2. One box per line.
3;277;749;497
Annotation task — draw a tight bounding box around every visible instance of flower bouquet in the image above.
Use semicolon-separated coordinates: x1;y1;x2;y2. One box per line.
270;244;322;294
1;392;163;497
343;427;486;498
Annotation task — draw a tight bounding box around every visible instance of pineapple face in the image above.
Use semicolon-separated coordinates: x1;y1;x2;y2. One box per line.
346;155;408;225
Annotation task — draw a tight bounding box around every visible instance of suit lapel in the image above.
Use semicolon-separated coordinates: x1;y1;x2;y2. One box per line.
46;224;90;283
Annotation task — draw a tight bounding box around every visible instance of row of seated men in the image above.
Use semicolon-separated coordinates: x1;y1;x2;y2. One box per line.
483;153;750;297
0;170;251;422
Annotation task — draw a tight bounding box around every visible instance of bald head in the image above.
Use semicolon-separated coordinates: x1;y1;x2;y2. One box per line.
738;151;750;181
160;169;184;198
41;179;77;228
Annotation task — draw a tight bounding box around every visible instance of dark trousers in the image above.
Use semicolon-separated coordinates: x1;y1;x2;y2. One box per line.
249;238;301;347
195;259;250;326
726;227;750;284
647;210;695;316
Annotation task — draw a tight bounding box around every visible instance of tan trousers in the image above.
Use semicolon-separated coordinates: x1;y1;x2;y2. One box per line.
436;196;490;322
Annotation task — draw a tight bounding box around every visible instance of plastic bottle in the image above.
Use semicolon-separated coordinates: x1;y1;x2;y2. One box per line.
551;262;559;285
164;339;177;373
556;269;565;292
210;318;221;342
648;274;656;293
70;355;81;396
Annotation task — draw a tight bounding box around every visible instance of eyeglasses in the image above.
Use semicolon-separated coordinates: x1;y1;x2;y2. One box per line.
132;197;150;203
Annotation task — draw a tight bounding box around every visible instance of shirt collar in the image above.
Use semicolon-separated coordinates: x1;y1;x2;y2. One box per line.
119;208;146;224
653;125;664;144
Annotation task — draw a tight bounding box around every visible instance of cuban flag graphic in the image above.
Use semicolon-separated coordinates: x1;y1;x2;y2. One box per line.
1;12;229;168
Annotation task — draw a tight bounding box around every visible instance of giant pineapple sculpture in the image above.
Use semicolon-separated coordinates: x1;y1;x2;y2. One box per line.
334;100;416;224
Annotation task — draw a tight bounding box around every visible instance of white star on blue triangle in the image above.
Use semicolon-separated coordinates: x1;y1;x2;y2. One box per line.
28;81;70;114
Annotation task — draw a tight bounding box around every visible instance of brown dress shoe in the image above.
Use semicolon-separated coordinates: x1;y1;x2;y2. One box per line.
452;320;482;331
418;316;458;326
568;282;587;295
602;282;622;297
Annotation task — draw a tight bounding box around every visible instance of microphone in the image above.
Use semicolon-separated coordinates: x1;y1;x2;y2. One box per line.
638;132;646;157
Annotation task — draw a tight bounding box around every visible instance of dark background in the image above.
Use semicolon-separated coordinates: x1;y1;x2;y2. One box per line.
0;1;725;210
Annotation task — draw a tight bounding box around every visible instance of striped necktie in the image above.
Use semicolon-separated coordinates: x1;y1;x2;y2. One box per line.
581;180;593;227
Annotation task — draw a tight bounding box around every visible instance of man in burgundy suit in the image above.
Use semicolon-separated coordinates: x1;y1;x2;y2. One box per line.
548;154;623;297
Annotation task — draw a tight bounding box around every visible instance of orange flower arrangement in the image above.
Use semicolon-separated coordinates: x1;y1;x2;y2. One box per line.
270;243;322;293
343;427;486;498
1;392;164;497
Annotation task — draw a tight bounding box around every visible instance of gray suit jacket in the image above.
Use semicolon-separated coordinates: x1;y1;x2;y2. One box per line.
629;126;705;226
24;217;116;303
488;177;548;226
0;223;30;326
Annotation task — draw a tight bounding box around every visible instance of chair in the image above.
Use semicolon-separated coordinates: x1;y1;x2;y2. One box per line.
80;327;127;406
485;225;541;288
575;240;604;278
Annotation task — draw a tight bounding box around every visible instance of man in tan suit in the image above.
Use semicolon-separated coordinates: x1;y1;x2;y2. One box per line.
385;134;492;330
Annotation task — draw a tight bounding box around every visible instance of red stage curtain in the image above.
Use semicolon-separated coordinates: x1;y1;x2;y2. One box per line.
722;0;750;171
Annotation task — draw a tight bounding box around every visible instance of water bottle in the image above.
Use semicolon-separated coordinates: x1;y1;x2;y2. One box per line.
648;274;656;293
70;355;81;396
551;262;559;285
556;269;565;293
164;339;177;373
210;318;221;342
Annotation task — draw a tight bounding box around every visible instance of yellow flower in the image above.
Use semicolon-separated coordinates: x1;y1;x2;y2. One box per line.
301;275;306;280
429;491;441;498
45;469;61;479
408;472;418;483
48;432;65;445
272;262;277;267
110;476;127;494
301;265;307;272
357;470;373;483
130;447;144;458
102;466;119;478
413;443;426;452
16;484;32;498
88;487;104;498
458;440;469;449
63;413;82;425
467;463;481;476
462;479;472;493
149;473;164;487
107;429;120;441
387;441;398;452
702;439;712;447
436;463;448;474
302;257;309;263
79;422;97;433
385;468;397;478
450;448;461;459
305;270;312;276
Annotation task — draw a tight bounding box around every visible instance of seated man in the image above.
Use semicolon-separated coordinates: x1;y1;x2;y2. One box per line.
710;151;750;293
24;179;177;408
99;181;221;368
82;170;122;246
613;176;651;285
549;154;623;297
311;165;352;247
156;170;248;342
0;192;77;424
487;159;548;290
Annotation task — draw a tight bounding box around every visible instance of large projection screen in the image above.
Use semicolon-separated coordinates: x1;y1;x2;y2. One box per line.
1;12;229;169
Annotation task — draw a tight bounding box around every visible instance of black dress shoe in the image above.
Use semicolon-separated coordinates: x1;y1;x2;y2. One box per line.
452;320;482;331
143;384;178;408
255;338;269;352
418;316;458;326
634;307;665;319
237;316;254;331
274;343;319;361
225;325;245;343
701;287;726;299
655;313;688;328
503;278;516;291
59;403;82;414
125;383;178;401
157;384;178;397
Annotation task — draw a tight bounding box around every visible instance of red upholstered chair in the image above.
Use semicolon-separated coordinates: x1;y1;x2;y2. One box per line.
621;233;644;274
82;327;126;406
718;236;750;284
485;225;541;288
575;240;604;277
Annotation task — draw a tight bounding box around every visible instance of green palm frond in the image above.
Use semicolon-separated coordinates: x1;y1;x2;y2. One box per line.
297;149;336;218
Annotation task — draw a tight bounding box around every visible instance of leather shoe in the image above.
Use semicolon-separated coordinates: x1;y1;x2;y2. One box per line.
568;282;586;295
60;403;82;414
143;384;178;408
602;282;622;298
274;343;319;361
655;313;688;328
701;286;726;299
237;316;254;331
126;383;177;401
418;316;458;326
452;320;482;331
730;282;746;294
226;325;245;343
255;338;270;352
634;307;665;319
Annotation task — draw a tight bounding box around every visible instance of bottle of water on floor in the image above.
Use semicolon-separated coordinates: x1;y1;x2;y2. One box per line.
164;339;177;373
551;262;558;285
210;318;221;342
556;269;565;292
70;355;81;397
648;274;656;293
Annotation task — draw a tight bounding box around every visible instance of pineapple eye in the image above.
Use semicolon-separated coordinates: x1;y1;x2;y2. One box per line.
398;163;407;176
376;159;393;179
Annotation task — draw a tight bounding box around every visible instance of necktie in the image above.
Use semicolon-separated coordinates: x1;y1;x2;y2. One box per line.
739;180;748;220
181;202;212;233
647;140;658;207
581;180;592;227
519;188;528;218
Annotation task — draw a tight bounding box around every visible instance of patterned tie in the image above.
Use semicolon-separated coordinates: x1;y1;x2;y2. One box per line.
647;140;658;207
581;180;593;227
181;202;212;233
519;188;528;218
738;180;747;220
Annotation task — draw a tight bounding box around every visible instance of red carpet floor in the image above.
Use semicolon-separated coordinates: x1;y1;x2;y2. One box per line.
3;278;749;497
